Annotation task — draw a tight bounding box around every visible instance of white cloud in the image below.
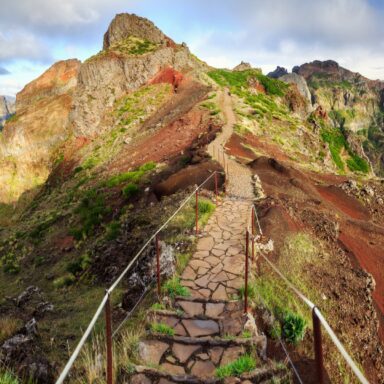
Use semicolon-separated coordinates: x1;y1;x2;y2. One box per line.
0;30;51;62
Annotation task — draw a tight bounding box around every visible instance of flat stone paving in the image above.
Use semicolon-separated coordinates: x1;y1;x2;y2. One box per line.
181;200;251;301
133;199;257;383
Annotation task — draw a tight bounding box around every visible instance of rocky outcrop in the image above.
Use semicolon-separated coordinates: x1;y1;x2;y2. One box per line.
103;13;173;49
279;73;312;106
0;60;80;203
0;96;15;128
294;60;384;176
267;66;288;79
71;14;204;137
233;61;252;71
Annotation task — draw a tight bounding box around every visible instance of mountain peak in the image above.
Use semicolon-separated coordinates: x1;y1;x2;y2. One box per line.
103;13;174;50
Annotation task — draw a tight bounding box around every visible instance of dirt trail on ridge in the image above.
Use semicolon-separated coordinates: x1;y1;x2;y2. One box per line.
208;90;254;200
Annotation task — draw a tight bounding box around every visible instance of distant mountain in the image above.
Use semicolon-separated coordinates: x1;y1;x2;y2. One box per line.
0;95;15;129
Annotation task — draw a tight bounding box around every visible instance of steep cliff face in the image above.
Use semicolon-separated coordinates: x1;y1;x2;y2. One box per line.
70;13;206;137
294;60;384;175
0;60;80;202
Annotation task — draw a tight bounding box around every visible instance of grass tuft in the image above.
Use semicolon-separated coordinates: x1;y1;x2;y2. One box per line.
215;355;256;378
0;317;23;343
162;277;190;299
0;371;19;384
150;322;175;336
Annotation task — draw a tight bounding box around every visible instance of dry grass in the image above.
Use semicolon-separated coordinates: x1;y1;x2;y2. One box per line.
0;317;22;343
74;323;145;383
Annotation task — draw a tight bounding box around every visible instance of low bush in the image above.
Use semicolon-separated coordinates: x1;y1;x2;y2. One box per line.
122;183;139;199
69;189;111;240
53;273;76;289
66;253;91;275
215;355;256;378
105;221;121;240
282;312;307;344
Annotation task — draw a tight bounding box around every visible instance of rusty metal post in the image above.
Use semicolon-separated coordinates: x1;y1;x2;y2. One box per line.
105;292;113;384
156;234;161;296
313;307;325;384
195;189;199;234
214;172;218;201
244;231;249;313
251;207;255;262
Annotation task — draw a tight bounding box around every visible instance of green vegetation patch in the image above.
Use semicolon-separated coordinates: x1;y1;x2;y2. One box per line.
66;253;92;275
53;273;76;289
150;322;175;336
208;69;288;97
106;162;156;188
200;101;220;116
282;312;307;344
215;355;256;378
69;188;111;240
162;277;190;299
321;126;369;173
0;371;19;384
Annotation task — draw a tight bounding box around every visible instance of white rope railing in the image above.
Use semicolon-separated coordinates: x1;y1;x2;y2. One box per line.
250;204;369;384
56;170;223;384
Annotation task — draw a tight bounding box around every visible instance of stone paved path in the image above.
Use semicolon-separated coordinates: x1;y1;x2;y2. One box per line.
130;197;289;383
128;89;289;383
181;200;250;301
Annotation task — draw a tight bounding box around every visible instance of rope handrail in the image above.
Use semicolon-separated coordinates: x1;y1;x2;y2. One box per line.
56;170;223;384
249;205;369;384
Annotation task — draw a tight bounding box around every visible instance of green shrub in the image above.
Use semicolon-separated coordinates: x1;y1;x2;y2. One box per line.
53;273;76;289
138;161;156;172
282;312;307;344
69;189;111;240
150;322;175;336
122;183;139;199
215;355;256;378
66;253;91;275
105;221;121;240
162;277;190;299
1;250;20;274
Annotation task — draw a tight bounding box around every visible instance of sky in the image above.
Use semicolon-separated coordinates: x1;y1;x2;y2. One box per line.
1;0;384;96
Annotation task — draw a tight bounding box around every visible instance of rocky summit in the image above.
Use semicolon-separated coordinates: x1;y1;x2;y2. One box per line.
0;12;383;384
